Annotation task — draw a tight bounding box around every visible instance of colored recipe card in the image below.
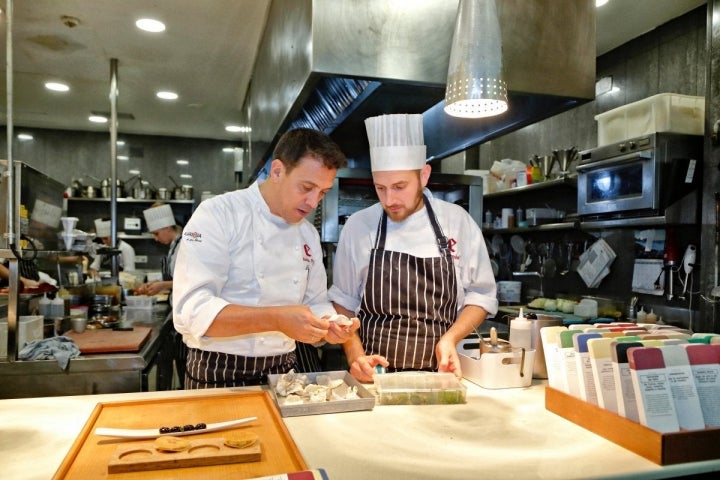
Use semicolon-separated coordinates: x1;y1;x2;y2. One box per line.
684;343;720;427
573;333;602;405
587;337;618;413
628;346;680;433
559;330;584;398
660;344;705;431
540;326;568;392
611;341;643;422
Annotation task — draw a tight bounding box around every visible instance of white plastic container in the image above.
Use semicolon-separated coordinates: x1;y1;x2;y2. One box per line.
0;315;44;358
595;93;704;146
457;339;534;389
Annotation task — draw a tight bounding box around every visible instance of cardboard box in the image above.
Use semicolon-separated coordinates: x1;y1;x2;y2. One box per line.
545;385;720;465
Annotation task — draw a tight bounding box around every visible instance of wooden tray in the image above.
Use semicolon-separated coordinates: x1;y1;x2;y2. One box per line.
545;386;720;465
63;327;152;353
53;391;307;479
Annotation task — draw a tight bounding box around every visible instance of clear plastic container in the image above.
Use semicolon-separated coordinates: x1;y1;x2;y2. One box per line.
595;93;704;146
373;372;466;405
125;295;154;309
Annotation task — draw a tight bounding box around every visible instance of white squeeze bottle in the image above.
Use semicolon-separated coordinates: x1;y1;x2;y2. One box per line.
509;307;533;350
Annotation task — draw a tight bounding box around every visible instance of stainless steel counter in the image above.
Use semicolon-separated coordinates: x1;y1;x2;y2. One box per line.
0;304;171;399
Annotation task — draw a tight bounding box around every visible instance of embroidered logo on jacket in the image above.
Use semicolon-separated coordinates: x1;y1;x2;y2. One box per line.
183;231;202;242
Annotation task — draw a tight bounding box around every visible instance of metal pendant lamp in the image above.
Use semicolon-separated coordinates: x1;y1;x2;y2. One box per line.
444;0;508;118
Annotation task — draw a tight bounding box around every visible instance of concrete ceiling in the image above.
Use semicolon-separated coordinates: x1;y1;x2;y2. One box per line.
0;0;707;142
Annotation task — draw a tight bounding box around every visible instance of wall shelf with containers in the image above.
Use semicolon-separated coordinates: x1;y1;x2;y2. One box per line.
65;198;195;270
482;174;578;234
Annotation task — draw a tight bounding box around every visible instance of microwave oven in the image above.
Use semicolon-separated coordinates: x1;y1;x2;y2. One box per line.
576;133;703;224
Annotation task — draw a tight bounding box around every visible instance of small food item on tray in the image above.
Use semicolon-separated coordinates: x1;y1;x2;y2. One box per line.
158;422;207;434
274;370;359;405
528;297;546;309
223;431;259;449
543;299;558;311
154;435;190;452
327;313;357;327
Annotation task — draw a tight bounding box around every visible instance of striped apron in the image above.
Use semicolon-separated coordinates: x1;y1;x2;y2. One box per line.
358;195;459;371
185;348;296;389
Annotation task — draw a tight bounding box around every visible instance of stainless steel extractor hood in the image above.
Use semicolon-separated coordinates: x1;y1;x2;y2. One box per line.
244;0;595;176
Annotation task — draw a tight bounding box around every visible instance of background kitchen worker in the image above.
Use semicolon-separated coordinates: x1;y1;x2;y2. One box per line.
329;114;498;383
136;203;180;297
137;202;186;389
172;128;360;389
88;217;136;279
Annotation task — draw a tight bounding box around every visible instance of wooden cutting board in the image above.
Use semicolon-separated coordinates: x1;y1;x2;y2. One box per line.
52;391;307;479
63;326;152;353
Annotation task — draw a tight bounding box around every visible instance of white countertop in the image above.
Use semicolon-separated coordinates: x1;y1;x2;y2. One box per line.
2;380;720;480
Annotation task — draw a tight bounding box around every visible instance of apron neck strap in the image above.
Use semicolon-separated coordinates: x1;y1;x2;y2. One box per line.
375;194;450;254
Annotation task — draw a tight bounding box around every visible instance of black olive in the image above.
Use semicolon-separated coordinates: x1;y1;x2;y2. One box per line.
159;426;170;434
183;424;195;431
170;425;182;433
195;423;207;430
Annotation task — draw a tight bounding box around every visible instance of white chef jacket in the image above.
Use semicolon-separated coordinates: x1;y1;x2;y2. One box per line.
89;239;136;272
172;181;335;357
328;189;498;317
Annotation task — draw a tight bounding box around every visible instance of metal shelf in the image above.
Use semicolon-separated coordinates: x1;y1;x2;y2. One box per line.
483;174;577;199
66;198;194;205
483;221;578;234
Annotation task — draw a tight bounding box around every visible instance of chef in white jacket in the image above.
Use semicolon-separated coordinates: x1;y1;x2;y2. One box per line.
173;128;359;389
88;218;136;278
329;114;498;383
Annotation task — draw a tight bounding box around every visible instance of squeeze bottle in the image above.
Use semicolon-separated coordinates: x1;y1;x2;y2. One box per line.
51;295;65;318
39;294;52;317
509;307;533;350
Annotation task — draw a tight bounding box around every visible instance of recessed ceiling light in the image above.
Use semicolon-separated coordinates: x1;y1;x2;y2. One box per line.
156;91;178;100
596;0;609;7
180;174;192;179
45;81;70;92
135;18;166;32
225;125;251;133
176;159;189;165
222;147;235;153
17;133;34;141
89;115;108;123
117;155;129;161
116;140;125;146
129;169;141;175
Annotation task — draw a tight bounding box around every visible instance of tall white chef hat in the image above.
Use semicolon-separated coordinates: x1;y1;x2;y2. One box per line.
143;204;175;232
364;113;427;172
94;218;111;238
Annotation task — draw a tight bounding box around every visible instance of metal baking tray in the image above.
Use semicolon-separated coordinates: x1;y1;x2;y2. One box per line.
267;370;375;417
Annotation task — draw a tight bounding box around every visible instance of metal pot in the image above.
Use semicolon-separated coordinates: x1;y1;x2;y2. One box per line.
132;185;152;199
480;327;513;354
156;187;171;200
82;185;98;198
181;185;194;200
100;178;125;198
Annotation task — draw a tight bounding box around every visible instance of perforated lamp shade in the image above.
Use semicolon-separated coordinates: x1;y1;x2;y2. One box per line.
444;0;508;118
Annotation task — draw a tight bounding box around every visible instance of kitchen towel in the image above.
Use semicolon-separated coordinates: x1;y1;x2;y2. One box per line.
18;336;81;370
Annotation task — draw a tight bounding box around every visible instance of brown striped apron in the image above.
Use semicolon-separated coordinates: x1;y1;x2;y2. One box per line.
358;194;459;371
185;348;296;389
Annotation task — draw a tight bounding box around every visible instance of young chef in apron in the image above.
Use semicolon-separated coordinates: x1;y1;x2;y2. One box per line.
136;203;185;388
172;128;360;389
88;218;136;278
329;114;498;383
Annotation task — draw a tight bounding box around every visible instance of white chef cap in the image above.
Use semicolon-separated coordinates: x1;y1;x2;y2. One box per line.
364;114;427;172
143;204;175;232
94;218;111;237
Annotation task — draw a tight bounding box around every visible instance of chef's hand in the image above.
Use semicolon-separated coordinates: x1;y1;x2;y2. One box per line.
349;354;389;383
323;316;360;344
19;277;40;290
276;306;330;344
136;281;168;296
435;337;463;379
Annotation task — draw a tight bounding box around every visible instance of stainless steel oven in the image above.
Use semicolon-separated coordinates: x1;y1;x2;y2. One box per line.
576;133;702;224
